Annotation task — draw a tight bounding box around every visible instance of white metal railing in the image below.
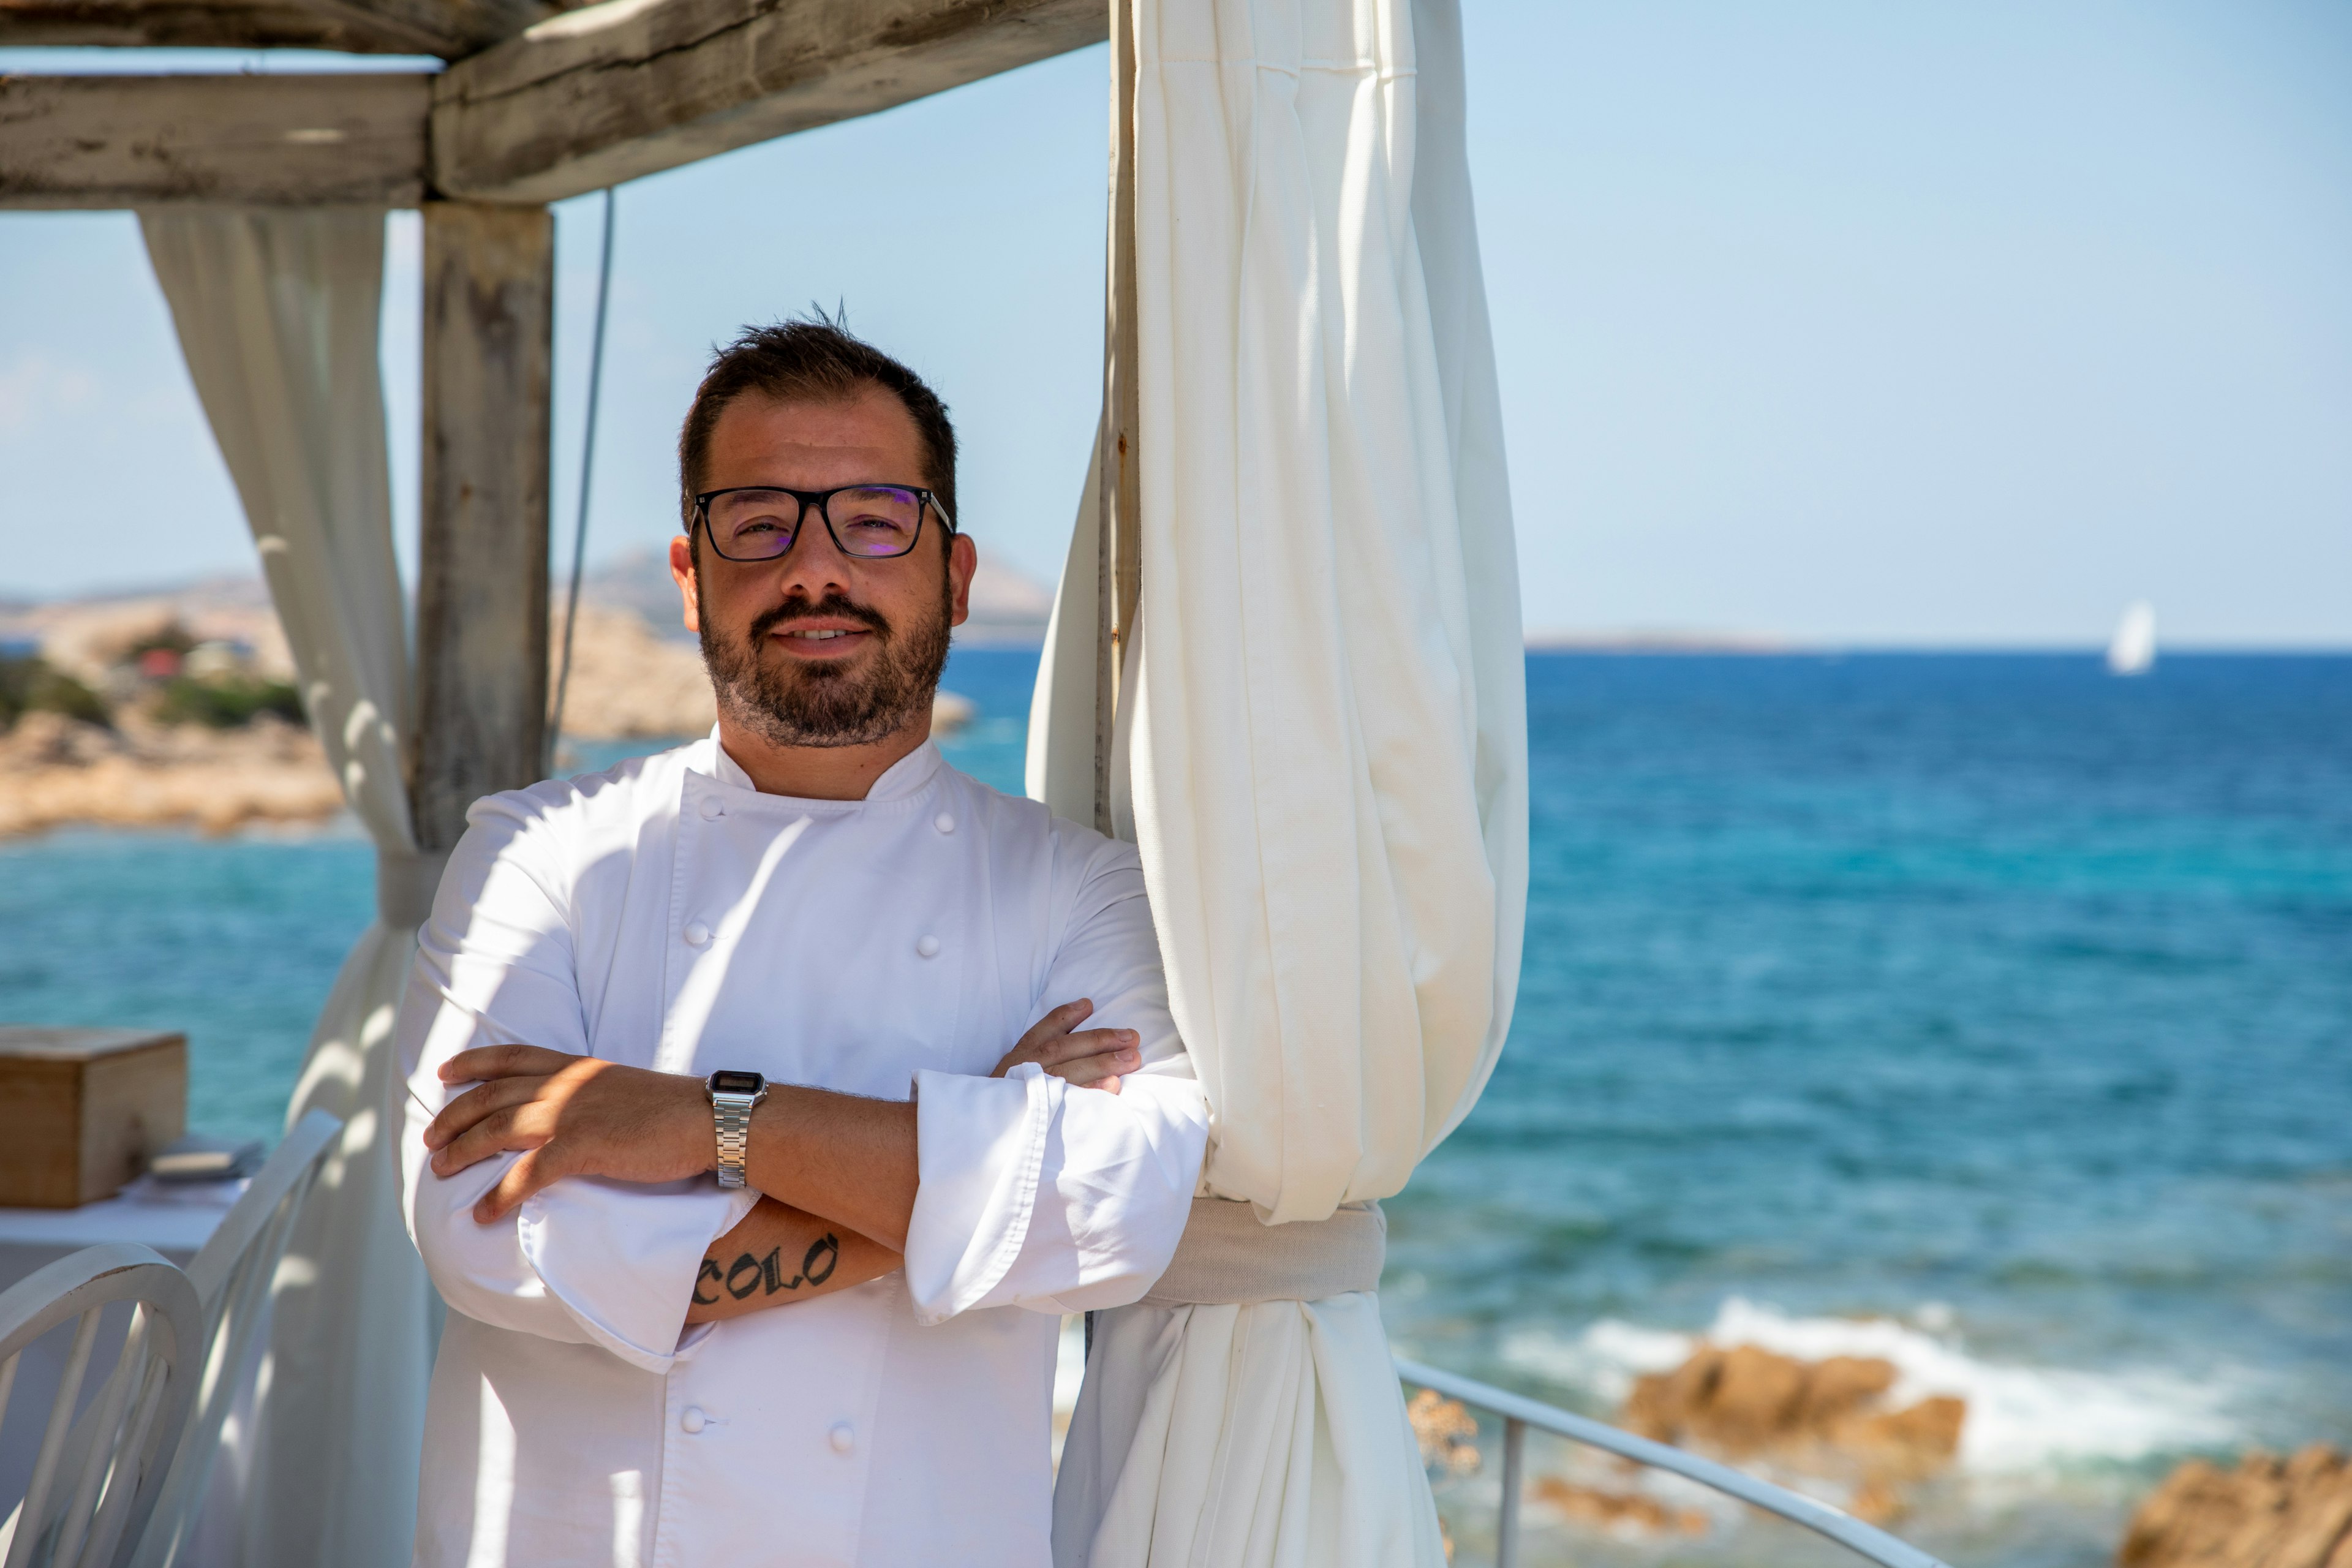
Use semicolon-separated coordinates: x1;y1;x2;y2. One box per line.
1395;1357;1953;1568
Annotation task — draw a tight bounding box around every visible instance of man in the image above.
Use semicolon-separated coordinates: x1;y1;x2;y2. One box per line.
398;320;1208;1567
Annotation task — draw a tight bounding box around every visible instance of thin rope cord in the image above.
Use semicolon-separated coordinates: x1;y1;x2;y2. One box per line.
548;186;617;771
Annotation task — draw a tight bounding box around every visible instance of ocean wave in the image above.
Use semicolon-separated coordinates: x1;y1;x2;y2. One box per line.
1500;1297;2241;1472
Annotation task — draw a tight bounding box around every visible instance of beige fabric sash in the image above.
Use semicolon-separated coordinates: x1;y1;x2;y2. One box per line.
1139;1197;1386;1307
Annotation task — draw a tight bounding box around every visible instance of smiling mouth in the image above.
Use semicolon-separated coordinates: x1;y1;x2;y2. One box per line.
771;624;876;655
749;594;890;658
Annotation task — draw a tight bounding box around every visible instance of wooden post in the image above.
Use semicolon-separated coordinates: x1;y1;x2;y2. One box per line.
1094;0;1140;835
412;200;552;852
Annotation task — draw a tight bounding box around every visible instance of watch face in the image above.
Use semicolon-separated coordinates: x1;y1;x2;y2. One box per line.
709;1070;765;1096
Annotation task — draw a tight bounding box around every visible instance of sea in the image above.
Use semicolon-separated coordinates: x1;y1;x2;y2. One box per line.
4;648;2348;1567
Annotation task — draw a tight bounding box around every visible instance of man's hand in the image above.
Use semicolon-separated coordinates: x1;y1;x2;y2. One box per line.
424;1045;710;1223
426;1002;1136;1230
993;1000;1140;1093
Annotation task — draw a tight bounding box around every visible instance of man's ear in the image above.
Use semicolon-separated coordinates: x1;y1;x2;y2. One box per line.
669;535;701;635
948;533;977;629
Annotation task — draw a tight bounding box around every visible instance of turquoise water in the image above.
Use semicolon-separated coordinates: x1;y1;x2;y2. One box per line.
1394;653;2352;1565
4;648;2348;1565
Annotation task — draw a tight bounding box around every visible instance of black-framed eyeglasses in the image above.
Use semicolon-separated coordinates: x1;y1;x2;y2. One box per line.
693;484;954;562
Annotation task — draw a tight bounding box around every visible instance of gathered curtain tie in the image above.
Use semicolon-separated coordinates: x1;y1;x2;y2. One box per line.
376;849;452;930
1139;1197;1386;1306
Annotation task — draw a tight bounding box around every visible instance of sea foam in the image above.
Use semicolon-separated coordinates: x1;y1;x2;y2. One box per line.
1500;1297;2240;1472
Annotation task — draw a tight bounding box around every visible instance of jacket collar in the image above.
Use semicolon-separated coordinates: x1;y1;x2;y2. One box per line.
701;726;944;805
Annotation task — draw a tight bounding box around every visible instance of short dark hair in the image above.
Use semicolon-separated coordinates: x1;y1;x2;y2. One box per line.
677;315;958;538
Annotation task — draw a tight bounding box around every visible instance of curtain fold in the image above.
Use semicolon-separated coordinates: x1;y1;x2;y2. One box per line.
1047;0;1526;1559
1027;426;1107;824
1056;1295;1443;1567
1131;0;1525;1224
140;207;432;1568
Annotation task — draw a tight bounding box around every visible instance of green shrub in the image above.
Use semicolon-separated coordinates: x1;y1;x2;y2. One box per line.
0;655;111;729
126;625;197;660
152;674;306;729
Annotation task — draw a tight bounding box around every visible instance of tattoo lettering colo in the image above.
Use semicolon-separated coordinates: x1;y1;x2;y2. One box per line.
719;1233;842;1301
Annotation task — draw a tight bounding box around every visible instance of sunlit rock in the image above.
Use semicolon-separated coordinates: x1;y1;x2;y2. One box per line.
2119;1444;2352;1568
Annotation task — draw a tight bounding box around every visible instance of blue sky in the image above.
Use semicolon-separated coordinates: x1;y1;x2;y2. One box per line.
2;0;2347;644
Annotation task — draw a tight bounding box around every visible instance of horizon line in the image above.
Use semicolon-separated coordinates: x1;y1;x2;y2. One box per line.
7;576;2348;658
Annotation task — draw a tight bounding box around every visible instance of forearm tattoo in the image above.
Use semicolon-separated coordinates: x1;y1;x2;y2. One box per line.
692;1259;723;1306
718;1233;842;1301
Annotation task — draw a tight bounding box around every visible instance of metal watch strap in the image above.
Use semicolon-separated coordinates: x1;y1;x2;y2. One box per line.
712;1095;755;1188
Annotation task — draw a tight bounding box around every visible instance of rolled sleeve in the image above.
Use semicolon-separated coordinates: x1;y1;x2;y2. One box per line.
398;787;753;1372
903;1065;1057;1323
518;1177;756;1373
902;834;1210;1324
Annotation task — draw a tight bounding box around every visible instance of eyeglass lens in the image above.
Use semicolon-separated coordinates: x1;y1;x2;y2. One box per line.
706;487;924;560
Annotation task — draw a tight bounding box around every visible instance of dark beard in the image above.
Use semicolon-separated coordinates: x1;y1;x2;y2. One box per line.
698;575;952;750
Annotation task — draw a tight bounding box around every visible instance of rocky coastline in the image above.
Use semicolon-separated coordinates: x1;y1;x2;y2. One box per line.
1409;1339;2346;1566
0;710;344;838
1;562;1022;839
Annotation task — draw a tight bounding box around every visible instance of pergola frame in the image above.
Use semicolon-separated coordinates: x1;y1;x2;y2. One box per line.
0;0;1129;847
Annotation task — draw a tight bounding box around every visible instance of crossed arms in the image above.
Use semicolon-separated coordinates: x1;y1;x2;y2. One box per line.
398;780;1207;1365
420;1000;1140;1324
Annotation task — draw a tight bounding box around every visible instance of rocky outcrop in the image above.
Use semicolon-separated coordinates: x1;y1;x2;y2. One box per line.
1408;1389;1483;1479
1531;1477;1706;1536
2120;1446;2352;1568
1625;1343;1965;1480
0;712;342;837
3;580;990;838
1616;1342;1964;1523
1406;1342;1970;1549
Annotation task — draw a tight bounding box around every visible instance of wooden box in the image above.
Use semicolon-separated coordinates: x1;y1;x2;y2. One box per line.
0;1027;187;1208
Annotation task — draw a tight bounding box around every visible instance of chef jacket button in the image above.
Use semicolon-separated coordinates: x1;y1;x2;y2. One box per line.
934;812;955;834
699;796;725;821
680;1406;706;1434
916;935;941;959
684;921;712;947
828;1421;854;1455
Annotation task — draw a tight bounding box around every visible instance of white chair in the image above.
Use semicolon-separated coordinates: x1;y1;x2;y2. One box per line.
0;1244;202;1568
0;1110;344;1568
124;1109;343;1568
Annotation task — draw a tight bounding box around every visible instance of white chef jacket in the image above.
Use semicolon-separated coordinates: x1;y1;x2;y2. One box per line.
396;733;1208;1568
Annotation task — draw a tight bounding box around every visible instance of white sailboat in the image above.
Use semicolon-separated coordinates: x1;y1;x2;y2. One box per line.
2108;600;2157;676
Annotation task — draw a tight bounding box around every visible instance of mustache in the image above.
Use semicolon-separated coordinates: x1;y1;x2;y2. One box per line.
747;594;892;644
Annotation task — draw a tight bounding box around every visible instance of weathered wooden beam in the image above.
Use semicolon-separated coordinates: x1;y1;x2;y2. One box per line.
312;0;562;55
431;0;1104;205
0;73;429;208
1091;0;1133;837
0;0;563;58
411;200;551;851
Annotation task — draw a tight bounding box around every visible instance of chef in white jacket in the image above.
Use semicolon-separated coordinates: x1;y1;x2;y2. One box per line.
398;320;1209;1568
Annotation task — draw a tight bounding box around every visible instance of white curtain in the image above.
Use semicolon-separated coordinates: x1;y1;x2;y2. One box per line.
141;208;433;1568
1027;431;1106;823
1043;0;1527;1559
